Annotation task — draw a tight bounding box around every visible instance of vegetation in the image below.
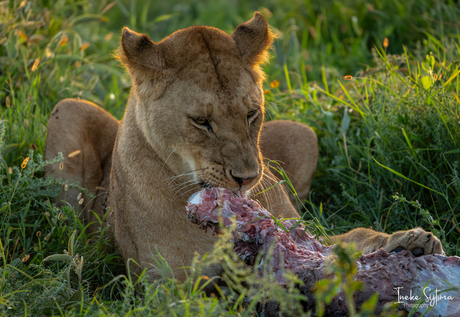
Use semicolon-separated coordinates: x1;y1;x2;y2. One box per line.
1;0;460;315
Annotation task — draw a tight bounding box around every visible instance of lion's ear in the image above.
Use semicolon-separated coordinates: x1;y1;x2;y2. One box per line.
231;12;274;67
116;27;163;71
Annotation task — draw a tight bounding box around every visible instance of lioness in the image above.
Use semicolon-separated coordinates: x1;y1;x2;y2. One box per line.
45;12;443;282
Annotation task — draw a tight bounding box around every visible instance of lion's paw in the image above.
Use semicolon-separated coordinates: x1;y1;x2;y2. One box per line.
383;227;444;256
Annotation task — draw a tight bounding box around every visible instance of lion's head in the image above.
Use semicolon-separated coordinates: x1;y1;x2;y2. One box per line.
116;12;274;193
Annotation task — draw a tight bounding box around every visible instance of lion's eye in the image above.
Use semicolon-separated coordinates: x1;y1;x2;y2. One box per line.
192;117;213;132
194;117;208;125
247;110;258;120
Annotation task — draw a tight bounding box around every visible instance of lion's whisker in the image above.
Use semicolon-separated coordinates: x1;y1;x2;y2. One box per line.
173;182;200;198
166;172;197;184
172;178;199;192
258;178;270;210
175;183;204;199
160;149;176;173
172;174;203;195
165;169;205;183
173;173;212;199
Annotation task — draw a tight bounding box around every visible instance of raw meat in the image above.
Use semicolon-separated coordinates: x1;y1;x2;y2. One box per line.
186;187;460;316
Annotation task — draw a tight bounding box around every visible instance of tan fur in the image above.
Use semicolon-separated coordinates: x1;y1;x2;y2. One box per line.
45;99;119;231
332;227;444;256
45;12;443;283
260;120;318;205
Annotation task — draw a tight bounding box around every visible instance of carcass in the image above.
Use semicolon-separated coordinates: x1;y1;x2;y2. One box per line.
186;187;460;316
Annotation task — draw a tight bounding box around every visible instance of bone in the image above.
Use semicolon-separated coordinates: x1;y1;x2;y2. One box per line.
186;187;460;316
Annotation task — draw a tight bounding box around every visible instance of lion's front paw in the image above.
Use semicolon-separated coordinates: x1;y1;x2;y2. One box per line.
383;227;444;256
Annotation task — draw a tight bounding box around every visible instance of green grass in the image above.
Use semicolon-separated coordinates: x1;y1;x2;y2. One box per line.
1;0;460;315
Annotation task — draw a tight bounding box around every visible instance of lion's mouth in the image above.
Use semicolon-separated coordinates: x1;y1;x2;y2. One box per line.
197;171;259;193
198;181;212;189
198;181;242;193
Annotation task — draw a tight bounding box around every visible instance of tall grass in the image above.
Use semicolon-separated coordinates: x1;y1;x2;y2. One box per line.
1;0;460;315
265;39;460;255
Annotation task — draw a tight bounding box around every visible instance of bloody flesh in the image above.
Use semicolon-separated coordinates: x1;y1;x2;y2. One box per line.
186;187;460;316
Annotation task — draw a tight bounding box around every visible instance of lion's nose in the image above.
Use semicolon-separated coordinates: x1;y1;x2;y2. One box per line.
230;170;259;187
